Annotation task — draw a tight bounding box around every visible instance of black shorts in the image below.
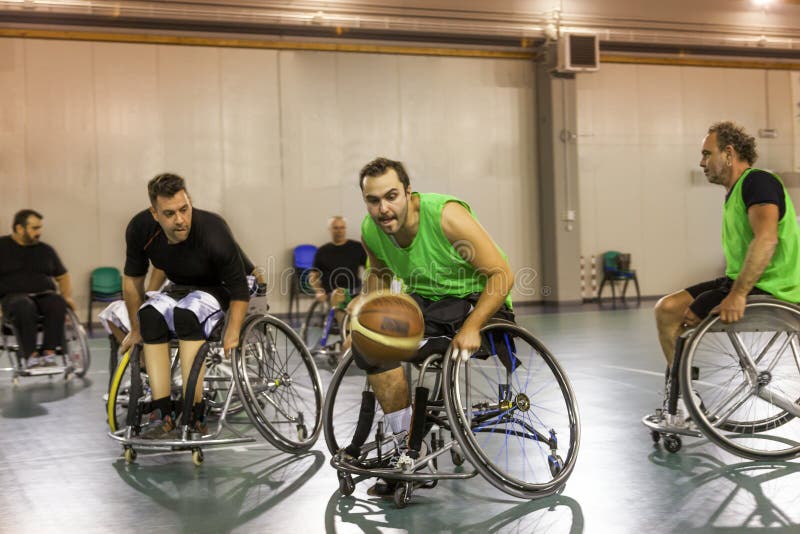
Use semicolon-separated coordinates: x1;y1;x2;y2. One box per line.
686;276;771;319
353;292;515;374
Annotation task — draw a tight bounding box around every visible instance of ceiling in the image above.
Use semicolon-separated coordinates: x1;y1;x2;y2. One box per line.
2;0;800;60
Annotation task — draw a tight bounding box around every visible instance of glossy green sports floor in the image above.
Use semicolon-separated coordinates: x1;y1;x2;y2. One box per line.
1;305;798;533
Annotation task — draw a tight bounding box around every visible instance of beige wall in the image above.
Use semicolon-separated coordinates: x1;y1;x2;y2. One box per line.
0;38;539;320
577;64;798;296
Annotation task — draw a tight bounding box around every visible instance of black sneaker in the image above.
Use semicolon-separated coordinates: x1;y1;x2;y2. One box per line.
366;478;399;497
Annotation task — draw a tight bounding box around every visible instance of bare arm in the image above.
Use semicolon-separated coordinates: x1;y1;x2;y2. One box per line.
119;274;146;353
441;202;514;360
223;299;249;354
717;203;779;323
54;272;75;310
308;270;327;302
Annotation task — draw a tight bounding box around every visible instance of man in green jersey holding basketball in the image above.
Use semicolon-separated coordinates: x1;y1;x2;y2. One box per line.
349;157;514;495
653;121;800;425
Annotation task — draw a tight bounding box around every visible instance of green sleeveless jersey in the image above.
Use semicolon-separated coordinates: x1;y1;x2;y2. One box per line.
723;168;800;302
361;192;512;308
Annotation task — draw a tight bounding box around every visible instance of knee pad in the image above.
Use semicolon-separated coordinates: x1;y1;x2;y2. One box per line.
173;307;204;341
138;305;170;344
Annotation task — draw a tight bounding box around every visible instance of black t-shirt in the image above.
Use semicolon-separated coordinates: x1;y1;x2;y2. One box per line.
124;208;249;304
0;236;67;298
726;169;786;219
312;240;367;294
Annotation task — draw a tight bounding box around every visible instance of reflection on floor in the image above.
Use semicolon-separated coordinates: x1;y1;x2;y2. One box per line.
0;306;798;533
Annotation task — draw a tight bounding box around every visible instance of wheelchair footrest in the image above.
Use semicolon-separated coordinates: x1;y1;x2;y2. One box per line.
641;413;702;438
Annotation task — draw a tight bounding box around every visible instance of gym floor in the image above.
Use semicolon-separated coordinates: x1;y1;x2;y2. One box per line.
1;304;798;533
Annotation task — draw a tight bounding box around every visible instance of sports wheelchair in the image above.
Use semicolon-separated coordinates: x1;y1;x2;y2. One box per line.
644;296;800;461
324;319;581;508
300;300;349;368
107;312;324;465
0;305;90;386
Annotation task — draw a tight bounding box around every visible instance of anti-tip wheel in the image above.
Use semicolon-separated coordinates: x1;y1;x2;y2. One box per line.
124;447;137;464
337;472;355;496
393;483;412;509
192;449;204;466
650;430;661;443
663;434;682;453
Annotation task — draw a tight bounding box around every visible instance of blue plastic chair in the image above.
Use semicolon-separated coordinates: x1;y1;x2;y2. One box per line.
288;245;317;325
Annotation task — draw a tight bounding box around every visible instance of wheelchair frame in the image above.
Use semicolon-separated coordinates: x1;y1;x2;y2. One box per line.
643;296;800;460
107;312;324;465
0;307;90;385
323;320;581;507
300;299;349;368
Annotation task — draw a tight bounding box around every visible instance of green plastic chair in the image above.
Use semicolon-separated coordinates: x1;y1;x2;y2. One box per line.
597;251;640;307
88;266;123;336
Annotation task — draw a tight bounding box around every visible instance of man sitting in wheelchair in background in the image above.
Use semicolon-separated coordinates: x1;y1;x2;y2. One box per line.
118;173;251;439
0;209;75;369
308;215;367;331
652;121;800;428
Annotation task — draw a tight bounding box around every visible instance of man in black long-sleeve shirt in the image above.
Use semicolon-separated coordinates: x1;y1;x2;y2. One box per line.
119;173;250;438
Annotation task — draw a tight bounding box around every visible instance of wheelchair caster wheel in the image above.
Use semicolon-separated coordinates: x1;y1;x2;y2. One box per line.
650;430;661;444
393;483;412;509
337;472;355;496
663;434;682;453
297;424;308;441
450;449;465;466
192;449;204;466
548;455;564;477
124;447;137;464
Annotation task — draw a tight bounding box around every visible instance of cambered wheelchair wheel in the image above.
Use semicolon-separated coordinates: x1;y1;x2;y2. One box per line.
680;297;800;461
64;308;90;377
443;321;580;499
232;315;323;453
322;349;386;457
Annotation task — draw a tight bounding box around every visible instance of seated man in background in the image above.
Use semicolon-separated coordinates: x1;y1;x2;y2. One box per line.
118;173;251;438
308;215;367;326
0;209;75;368
653;121;800;426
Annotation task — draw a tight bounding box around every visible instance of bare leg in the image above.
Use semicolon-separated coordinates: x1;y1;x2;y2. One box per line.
654;290;694;366
179;339;207;404
108;322;127;345
367;366;410;413
142;342;171;399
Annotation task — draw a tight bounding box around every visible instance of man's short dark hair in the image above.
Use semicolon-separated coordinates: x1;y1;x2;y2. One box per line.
359;157;411;191
12;209;43;231
708;121;758;166
148;173;187;205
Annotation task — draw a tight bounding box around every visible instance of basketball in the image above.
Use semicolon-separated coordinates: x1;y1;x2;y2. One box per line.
350;293;425;363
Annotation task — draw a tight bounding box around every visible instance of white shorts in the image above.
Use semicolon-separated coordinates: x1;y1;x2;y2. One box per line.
97;300;131;335
143;290;224;339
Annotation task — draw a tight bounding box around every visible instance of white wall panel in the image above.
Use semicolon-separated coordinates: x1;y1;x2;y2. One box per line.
93;42;162;271
578;63;795;298
0;39;27;231
218;48;283;295
24;39;97;305
156;45;223;213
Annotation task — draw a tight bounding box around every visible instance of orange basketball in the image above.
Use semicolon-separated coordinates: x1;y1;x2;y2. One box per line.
350;293;425;363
